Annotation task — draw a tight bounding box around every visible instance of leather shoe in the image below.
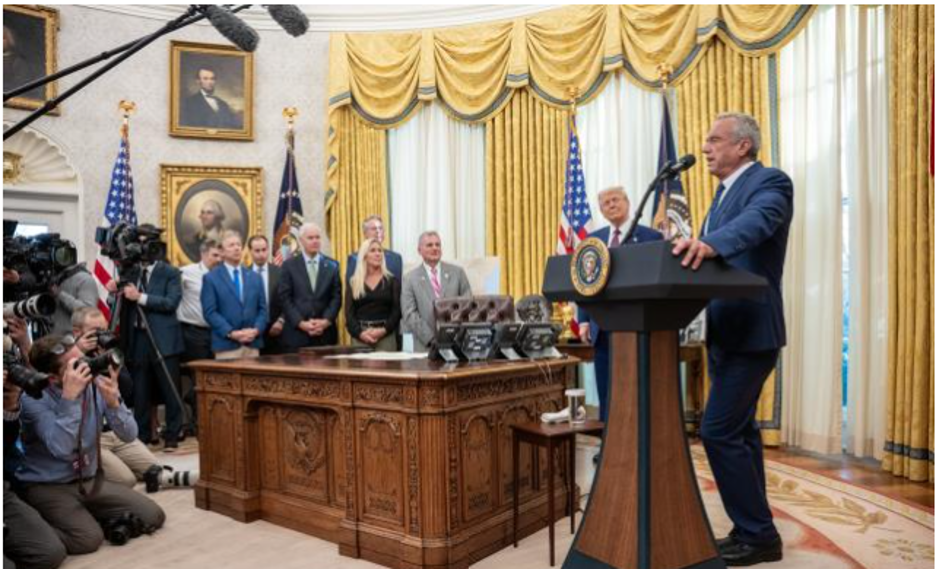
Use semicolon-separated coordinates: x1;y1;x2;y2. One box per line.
716;535;738;550
720;538;782;567
163;439;179;451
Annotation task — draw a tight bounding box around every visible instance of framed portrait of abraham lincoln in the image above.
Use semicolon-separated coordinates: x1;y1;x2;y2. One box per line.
160;164;263;267
169;40;254;140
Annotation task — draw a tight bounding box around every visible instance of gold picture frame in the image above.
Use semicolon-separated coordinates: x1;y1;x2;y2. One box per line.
169;40;254;140
3;5;59;113
160;164;263;266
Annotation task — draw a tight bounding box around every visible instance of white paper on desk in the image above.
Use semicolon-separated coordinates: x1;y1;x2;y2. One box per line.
324;352;429;361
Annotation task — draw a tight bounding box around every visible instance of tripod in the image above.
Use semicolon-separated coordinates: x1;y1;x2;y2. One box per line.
107;265;191;439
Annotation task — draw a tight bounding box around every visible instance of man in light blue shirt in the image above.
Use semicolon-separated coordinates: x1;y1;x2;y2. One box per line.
17;334;165;555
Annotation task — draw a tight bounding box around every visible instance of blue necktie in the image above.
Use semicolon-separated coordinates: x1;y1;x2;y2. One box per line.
705;183;727;234
233;267;242;301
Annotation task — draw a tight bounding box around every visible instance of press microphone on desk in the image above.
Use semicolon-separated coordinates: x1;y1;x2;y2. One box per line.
622;154;696;243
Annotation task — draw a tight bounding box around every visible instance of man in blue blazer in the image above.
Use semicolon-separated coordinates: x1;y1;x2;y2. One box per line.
201;231;267;360
278;222;342;351
673;113;793;566
345;215;403;280
578;186;664;426
111;230;185;449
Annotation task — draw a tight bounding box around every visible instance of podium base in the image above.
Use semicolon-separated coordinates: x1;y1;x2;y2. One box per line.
564;547;725;569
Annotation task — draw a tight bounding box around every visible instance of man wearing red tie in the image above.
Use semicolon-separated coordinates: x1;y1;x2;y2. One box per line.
578;186;663;426
400;231;472;352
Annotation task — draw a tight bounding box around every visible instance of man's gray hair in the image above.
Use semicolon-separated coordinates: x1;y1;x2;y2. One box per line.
199;238;220;254
717;112;761;159
361;215;384;234
418;230;440;247
220;230;242;243
597;186;628;201
299;222;322;237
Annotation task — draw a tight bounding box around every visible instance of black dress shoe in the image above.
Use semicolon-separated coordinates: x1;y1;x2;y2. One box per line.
163;439;179;451
720;538;783;567
716;535;737;550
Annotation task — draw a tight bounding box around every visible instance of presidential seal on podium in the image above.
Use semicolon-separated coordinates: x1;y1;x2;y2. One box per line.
570;237;611;296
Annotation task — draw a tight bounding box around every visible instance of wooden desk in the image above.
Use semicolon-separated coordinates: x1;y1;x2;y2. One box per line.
191;352;578;568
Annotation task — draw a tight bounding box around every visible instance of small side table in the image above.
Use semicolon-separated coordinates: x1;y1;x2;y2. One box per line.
511;420;605;566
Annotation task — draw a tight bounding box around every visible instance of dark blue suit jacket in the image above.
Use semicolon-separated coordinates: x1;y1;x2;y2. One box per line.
346;249;403;282
120;261;185;358
577;223;665;336
700;162;793;352
201;265;268;352
278;253;343;349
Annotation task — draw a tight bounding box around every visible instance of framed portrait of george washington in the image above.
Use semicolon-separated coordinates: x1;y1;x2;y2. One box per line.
160;164;263;266
4;5;59;113
169;40;254;140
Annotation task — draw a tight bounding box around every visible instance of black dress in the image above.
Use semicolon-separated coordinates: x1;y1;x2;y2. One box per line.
344;275;402;342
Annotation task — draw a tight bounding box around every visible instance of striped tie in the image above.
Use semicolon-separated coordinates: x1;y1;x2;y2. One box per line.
430;267;442;299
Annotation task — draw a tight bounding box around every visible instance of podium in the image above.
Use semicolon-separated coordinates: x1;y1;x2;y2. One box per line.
542;241;768;569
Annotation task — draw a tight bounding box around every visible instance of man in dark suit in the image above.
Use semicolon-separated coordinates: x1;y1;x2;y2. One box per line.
278;222;342;351
112;234;185;449
345;215;403;281
180;67;239;130
673;112;793;566
577;186;663;425
246;234;283;354
201;231;267;360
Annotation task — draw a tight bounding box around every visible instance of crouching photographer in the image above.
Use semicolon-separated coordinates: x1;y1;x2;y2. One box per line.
72;307;199;493
4;317;68;569
16;334;165;555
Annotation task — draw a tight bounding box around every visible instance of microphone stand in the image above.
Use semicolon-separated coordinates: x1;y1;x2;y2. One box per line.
622;162;680;244
3;5;252;141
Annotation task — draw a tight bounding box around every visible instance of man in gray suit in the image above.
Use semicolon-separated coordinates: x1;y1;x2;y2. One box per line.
401;231;472;352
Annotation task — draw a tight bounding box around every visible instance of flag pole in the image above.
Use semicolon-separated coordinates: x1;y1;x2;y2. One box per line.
282;107;298;220
655;64;674;239
118;99;135;142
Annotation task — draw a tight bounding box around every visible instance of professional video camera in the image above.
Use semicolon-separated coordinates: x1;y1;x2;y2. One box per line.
3;220;79;301
94;222;166;280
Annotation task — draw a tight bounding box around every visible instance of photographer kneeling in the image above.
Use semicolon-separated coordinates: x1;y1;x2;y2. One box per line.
17;334;165;555
73;307;199;492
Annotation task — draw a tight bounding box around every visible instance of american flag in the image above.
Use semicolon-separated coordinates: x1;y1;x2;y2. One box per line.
557;117;595;254
556;116;595;338
93;125;138;320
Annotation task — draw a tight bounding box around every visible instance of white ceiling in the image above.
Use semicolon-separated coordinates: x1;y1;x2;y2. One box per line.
82;4;559;32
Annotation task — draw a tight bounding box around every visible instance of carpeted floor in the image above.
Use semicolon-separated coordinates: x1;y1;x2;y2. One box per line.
61;440;934;569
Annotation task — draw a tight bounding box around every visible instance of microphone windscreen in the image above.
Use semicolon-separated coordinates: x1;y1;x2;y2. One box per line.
680;154;697;169
204;6;260;52
266;5;309;37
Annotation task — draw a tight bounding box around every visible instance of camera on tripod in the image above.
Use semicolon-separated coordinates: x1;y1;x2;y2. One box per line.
95;222;166;281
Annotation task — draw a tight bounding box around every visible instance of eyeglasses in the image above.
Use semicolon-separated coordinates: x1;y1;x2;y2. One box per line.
49;335;76;356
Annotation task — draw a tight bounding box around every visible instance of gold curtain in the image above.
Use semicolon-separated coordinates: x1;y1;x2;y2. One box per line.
485;89;569;299
325;107;389;343
882;5;934;482
327;5;815;126
674;39;782;446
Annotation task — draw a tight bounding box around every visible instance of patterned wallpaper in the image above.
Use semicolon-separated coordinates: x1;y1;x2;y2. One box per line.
2;5;330;262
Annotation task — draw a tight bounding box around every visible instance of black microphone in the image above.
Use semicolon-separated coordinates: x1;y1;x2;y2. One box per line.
265;5;309;37
622;154;697;243
201;5;260;52
659;154;696;179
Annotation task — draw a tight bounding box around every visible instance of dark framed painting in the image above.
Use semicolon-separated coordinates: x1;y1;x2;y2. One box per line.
3;5;59;112
169;40;254;140
160;164;263;266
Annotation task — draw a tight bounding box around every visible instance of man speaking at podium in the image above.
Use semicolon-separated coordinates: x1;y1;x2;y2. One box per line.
672;113;793;567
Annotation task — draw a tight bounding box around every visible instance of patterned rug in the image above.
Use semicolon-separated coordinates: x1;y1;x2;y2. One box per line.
62;442;933;569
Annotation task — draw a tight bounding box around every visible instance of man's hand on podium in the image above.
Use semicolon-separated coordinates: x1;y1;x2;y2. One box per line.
578;322;592;344
672;237;716;270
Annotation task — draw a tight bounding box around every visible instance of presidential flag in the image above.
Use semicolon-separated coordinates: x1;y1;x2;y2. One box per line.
652;95;693;240
272;129;304;265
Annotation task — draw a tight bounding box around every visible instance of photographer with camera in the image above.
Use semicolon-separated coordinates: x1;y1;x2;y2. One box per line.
102;223;186;449
50;262;99;336
16;334;165;555
72;307;199;492
4;318;68;568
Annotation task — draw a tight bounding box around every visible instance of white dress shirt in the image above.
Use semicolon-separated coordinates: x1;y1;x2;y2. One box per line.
704;161;756;234
606;218;634;247
136;262;157;308
201;90;220;113
177;262;210;327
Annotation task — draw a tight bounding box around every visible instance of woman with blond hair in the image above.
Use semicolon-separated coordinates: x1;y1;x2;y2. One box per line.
345;238;401;351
